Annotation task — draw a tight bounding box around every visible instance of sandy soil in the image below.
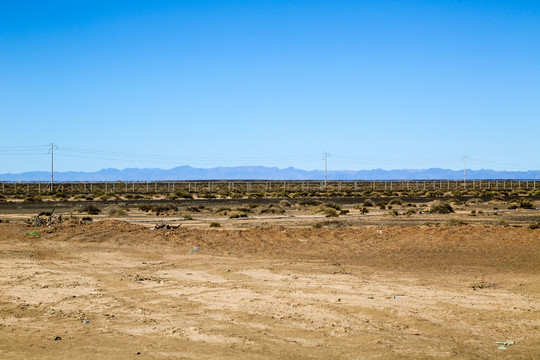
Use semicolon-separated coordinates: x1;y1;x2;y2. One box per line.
0;221;539;359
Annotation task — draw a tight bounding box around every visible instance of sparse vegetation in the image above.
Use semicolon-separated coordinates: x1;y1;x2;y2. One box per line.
260;206;285;215
404;208;416;216
79;205;101;215
229;212;248;219
168;191;193;200
279;200;292;207
186;205;205;212
325;203;342;211
299;199;321;206
108;207;127;217
518;199;534;209
363;199;375;207
443;218;466;226
137;204;177;215
215;207;232;214
24;195;42;202
430;202;454;214
529;222;539;230
323;208;338;218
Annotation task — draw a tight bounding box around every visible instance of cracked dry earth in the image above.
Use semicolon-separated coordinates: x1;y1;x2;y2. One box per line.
0;221;539;359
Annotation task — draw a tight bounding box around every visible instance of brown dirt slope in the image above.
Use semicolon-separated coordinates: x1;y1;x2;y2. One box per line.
0;221;539;359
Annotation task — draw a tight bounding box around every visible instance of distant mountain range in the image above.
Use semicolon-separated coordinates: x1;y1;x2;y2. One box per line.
1;166;539;181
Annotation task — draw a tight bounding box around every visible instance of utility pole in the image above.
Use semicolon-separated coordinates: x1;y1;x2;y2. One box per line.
49;143;58;192
324;152;328;187
463;155;467;189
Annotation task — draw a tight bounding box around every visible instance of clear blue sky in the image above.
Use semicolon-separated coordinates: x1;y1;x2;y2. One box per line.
1;0;539;173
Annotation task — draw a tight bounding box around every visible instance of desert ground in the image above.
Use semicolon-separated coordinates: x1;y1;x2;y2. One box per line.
0;196;539;359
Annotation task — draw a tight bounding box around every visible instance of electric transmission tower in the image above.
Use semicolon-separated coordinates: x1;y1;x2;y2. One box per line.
48;143;58;191
463;155;467;188
323;152;329;187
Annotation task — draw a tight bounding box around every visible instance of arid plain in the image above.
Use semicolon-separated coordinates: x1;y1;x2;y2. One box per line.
1;194;539;359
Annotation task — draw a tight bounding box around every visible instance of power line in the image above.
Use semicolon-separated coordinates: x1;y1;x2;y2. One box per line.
58;146;322;163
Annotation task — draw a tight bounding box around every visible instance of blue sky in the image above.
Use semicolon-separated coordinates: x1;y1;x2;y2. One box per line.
1;0;539;173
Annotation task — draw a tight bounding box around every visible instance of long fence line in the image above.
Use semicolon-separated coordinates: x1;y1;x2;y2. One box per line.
0;180;537;195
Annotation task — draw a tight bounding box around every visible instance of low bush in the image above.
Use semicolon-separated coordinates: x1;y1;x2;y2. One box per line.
154;204;178;215
186;205;205;212
404;209;416;216
260;207;285;215
108;207;127;217
299;199;321;206
363;199;375;207
279;200;292;207
388;198;403;206
209;222;221;228
229;212;248;219
80;205;101;215
169;191;193;200
325;203;342;211
430;202;454;214
138;204;153;212
24;195;42;202
215;207;231;214
443;218;466;226
323;208;338;218
518;199;534;209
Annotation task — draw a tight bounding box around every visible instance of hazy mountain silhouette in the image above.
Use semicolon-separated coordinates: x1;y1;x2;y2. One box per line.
1;166;539;181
